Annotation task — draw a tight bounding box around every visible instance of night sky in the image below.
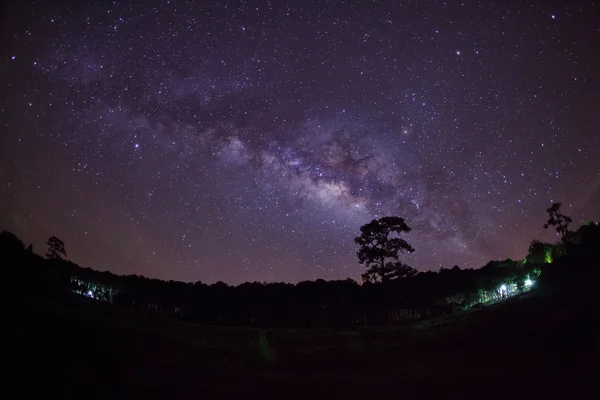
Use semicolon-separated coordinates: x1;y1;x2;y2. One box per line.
1;1;599;284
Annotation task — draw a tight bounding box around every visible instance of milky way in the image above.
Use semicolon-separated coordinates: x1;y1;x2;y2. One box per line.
1;0;599;284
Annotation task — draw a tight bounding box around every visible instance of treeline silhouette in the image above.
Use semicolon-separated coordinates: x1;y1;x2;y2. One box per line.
2;206;599;329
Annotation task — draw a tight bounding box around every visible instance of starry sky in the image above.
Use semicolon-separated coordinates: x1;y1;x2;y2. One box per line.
1;0;599;284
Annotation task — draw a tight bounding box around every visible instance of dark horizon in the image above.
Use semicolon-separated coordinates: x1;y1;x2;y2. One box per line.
1;0;599;285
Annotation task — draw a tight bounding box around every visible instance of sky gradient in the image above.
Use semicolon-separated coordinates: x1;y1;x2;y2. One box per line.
1;0;599;284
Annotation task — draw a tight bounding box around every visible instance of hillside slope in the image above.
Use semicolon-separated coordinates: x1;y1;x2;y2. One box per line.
2;268;598;399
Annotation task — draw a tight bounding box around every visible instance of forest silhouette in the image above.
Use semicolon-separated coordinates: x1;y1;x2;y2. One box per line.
2;202;600;398
2;202;598;329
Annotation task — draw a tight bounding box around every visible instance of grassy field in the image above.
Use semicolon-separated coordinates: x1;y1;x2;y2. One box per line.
3;273;599;399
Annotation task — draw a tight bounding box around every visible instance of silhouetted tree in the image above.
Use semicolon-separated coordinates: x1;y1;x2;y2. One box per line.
544;202;572;243
6;212;595;330
46;236;66;260
355;216;415;282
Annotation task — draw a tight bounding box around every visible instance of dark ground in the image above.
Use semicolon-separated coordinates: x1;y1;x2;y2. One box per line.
2;270;599;399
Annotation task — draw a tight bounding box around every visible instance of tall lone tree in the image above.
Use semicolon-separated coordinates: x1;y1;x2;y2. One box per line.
543;202;572;243
354;216;416;283
46;236;66;260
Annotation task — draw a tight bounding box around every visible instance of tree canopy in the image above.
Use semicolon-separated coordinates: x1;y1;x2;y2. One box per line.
46;236;66;260
354;216;416;283
544;202;572;243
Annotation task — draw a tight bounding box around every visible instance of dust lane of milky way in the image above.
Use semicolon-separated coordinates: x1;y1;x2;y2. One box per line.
1;0;599;284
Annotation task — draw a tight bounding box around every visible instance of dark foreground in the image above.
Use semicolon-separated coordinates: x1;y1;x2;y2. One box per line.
3;271;599;399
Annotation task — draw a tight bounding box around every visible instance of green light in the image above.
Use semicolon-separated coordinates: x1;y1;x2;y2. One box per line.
544;248;553;264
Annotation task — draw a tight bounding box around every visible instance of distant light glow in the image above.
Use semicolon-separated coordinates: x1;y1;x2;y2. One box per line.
524;279;533;287
544;249;553;264
87;290;93;297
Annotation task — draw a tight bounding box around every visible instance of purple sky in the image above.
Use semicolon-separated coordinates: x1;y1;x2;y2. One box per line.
1;0;599;284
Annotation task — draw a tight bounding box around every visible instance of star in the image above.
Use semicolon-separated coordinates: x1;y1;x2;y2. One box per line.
0;0;597;284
